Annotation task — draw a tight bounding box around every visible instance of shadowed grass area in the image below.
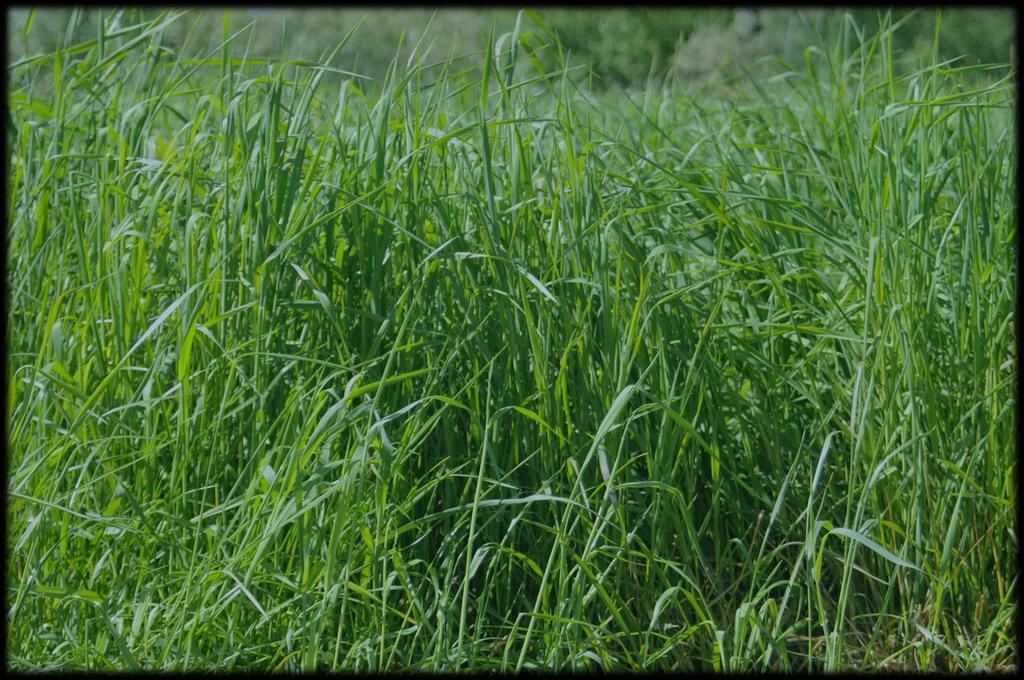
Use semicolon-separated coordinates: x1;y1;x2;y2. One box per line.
5;9;1016;671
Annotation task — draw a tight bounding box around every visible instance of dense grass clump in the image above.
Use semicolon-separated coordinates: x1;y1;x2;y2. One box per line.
6;10;1016;671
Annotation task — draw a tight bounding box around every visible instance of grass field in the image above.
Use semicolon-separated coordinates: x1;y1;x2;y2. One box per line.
5;9;1017;671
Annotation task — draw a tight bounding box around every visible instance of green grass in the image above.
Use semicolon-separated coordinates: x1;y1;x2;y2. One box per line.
5;9;1017;672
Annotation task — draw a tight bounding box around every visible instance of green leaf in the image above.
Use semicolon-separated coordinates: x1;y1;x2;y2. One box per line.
828;527;921;572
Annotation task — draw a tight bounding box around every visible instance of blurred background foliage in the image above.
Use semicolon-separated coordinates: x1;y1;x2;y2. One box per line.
6;7;1015;90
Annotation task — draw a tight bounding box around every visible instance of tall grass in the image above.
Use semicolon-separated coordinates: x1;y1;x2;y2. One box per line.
5;9;1016;671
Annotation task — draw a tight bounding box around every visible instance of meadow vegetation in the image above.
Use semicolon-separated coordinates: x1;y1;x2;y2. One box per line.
5;8;1017;671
